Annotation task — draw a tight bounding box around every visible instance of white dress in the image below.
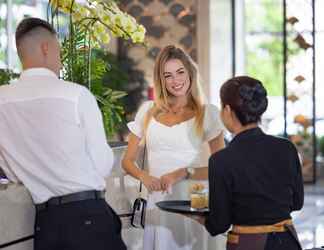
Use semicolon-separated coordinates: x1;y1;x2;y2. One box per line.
128;101;226;250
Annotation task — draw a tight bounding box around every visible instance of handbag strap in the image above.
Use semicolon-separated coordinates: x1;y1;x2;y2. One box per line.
139;144;146;193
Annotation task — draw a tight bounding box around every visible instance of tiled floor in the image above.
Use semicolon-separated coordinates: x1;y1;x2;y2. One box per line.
293;180;324;249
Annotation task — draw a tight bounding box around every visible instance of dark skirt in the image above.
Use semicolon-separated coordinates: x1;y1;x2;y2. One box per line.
226;225;302;250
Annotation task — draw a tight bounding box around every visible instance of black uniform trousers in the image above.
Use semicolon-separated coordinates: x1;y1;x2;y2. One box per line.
34;199;127;250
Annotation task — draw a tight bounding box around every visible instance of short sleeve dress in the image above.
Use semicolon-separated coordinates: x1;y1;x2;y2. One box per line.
128;101;226;250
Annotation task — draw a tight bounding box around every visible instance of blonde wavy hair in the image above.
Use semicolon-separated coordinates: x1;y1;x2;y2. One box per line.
143;45;205;139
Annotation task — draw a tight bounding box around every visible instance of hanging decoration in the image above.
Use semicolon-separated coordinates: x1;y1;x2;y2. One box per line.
284;1;317;183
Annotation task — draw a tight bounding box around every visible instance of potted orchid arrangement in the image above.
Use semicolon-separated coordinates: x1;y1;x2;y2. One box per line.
48;0;146;137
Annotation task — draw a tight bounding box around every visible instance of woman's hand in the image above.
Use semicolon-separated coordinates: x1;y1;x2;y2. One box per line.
160;168;186;192
139;172;162;193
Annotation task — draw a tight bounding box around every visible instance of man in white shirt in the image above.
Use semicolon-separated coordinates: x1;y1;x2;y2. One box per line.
0;17;126;250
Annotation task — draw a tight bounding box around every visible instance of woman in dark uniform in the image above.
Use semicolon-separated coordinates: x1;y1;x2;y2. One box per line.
190;76;304;250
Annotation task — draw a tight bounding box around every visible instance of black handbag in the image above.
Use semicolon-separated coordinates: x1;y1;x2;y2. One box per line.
131;145;147;228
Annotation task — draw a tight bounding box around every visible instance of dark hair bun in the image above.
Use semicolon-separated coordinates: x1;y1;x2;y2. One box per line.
220;76;268;125
239;83;268;117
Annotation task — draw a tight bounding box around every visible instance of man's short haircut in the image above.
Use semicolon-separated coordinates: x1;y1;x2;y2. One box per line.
15;17;57;48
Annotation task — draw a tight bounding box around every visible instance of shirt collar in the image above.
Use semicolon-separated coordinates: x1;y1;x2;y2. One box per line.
19;68;58;80
229;127;264;145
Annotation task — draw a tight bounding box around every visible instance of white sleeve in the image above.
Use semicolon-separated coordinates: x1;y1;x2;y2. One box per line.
78;87;114;178
203;104;225;142
127;101;154;138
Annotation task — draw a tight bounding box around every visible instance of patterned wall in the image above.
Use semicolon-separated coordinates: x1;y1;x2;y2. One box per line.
120;0;198;88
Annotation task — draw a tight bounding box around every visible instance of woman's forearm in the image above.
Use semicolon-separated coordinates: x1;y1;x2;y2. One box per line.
122;158;148;182
175;166;208;180
190;166;208;180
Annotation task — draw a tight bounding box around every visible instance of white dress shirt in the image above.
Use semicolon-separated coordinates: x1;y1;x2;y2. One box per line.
0;68;114;204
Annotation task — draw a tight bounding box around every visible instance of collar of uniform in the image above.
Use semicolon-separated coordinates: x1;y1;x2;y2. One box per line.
230;127;264;145
18;68;58;81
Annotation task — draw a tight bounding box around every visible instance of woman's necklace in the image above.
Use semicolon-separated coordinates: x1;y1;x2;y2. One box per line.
169;106;185;115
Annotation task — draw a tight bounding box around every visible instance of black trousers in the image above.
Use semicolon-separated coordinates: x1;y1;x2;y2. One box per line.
34;199;127;250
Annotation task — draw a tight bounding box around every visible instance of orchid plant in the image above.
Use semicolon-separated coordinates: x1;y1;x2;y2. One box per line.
49;0;145;46
48;0;146;137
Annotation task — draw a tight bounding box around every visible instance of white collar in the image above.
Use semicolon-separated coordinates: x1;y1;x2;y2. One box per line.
19;68;58;80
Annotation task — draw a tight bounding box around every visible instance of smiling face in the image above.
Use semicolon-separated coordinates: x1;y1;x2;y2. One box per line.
163;59;191;98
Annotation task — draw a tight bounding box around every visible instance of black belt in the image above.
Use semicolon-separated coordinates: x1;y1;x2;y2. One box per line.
35;190;105;212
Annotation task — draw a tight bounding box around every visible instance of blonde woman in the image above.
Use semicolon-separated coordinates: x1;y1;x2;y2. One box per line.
122;45;225;250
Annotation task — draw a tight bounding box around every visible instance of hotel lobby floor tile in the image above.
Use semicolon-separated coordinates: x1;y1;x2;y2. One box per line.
293;186;324;249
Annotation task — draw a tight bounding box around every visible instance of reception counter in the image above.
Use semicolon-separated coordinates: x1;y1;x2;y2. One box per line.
0;143;144;250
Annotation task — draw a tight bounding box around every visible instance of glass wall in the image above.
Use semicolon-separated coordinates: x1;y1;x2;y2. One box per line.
244;0;284;135
0;0;47;71
244;0;324;138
